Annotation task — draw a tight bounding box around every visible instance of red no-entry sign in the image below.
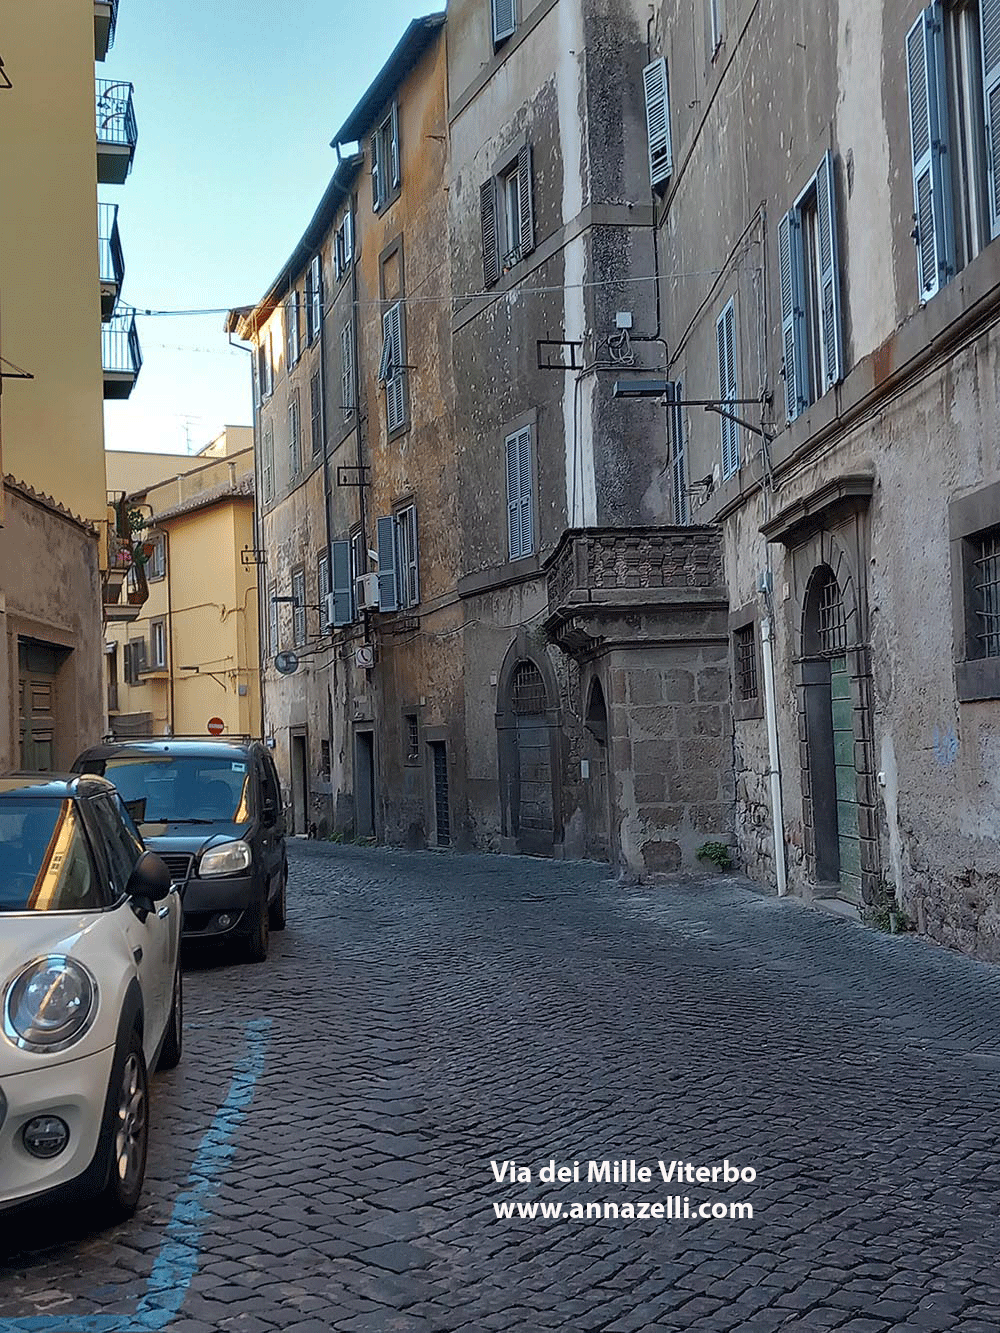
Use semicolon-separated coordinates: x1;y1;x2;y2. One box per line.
207;717;225;736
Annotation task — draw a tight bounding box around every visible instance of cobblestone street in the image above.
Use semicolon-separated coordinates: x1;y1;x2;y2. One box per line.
5;842;1000;1331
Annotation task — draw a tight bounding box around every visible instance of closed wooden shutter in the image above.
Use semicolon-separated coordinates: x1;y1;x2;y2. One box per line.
342;321;354;414
505;427;533;558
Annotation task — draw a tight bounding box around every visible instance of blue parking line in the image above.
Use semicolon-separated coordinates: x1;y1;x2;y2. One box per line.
0;1016;272;1333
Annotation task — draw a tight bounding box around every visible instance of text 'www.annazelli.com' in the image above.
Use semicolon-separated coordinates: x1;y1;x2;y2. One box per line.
492;1197;753;1222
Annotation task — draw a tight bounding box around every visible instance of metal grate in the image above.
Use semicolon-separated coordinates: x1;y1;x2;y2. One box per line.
734;624;758;700
817;570;847;653
511;661;547;715
158;853;193;885
431;741;450;846
974;530;1000;658
406;714;419;762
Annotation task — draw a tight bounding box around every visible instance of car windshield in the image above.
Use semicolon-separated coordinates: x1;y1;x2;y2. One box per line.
100;756;253;825
0;798;104;912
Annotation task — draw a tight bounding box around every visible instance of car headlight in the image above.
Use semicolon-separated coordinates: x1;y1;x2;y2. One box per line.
198;839;252;877
4;956;97;1054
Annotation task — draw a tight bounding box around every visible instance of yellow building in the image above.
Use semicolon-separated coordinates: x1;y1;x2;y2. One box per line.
104;428;260;740
0;0;141;770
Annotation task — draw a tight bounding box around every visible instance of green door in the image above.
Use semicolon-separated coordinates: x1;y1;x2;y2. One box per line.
830;655;861;902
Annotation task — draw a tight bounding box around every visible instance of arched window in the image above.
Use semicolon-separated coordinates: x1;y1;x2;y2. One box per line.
511;660;547;715
804;565;847;655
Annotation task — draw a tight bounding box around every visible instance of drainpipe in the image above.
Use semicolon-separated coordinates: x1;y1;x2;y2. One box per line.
164;528;176;736
760;615;787;896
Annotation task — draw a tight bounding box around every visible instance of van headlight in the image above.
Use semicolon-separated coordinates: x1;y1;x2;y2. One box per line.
4;956;97;1053
198;840;252;877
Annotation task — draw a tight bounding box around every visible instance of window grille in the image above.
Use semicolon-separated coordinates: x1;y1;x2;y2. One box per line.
734;624;758;700
511;661;546;715
406;714;419;762
816;570;847;653
974;529;1000;658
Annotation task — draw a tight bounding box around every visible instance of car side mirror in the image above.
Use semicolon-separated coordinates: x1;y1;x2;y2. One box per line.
126;851;172;916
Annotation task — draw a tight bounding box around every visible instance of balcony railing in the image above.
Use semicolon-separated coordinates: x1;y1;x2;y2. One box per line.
94;0;119;61
103;307;142;399
98;202;124;320
96;78;137;182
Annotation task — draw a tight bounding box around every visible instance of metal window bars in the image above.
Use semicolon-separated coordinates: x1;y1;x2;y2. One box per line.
735;624;759;700
974;531;1000;659
816;571;847;653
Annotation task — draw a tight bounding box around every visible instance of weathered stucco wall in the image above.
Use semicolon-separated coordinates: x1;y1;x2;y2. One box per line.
0;485;103;771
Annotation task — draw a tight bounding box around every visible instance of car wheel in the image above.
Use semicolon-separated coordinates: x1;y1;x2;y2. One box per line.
245;891;269;963
98;1028;149;1222
157;964;183;1071
268;864;287;931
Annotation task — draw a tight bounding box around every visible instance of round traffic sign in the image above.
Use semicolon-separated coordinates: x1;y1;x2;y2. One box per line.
207;717;225;736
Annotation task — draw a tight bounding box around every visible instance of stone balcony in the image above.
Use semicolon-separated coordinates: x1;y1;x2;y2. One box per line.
544;526;728;658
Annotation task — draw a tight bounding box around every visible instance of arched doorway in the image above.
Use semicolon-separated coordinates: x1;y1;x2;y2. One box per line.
497;649;560;856
802;565;860;899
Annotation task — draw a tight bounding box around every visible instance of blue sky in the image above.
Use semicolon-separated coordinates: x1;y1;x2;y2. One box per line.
102;0;433;455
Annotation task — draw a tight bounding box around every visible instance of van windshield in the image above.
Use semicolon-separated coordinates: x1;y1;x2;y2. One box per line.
100;757;253;826
0;798;105;912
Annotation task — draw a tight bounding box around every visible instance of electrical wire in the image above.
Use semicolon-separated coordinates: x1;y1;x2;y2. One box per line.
127;265;752;320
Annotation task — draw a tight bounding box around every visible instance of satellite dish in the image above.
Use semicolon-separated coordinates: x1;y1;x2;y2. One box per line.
274;651;299;675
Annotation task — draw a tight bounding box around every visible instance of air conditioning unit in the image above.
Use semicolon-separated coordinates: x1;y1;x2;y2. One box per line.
355;572;380;611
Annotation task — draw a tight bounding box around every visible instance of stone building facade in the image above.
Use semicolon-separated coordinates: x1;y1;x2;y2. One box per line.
649;0;1000;954
230;17;466;845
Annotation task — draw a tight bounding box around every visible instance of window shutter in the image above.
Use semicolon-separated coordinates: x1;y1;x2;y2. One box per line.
310;371;322;456
329;540;352;627
906;6;952;299
405;507;419;604
342;321;354;413
642;57;673;189
815;150;844;388
716;301;739;478
386;303;406;432
481;179;500;287
371;132;380;211
492;0;516;44
778;208;805;422
506;433;521;557
390;102;400;189
378;308;394;383
310;255;322;337
377;515;398;611
517;145;534;255
505;428;533;557
344;209;353;264
981;0;1000;239
136;638;148;675
318;551;330;603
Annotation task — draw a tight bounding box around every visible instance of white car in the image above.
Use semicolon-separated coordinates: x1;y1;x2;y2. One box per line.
0;774;182;1222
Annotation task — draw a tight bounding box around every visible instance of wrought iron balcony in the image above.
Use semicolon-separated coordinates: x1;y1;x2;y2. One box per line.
94;0;119;61
98;202;124;321
103;307;142;399
96;78;137;183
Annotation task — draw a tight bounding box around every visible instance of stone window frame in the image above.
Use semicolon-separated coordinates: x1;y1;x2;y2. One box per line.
729;603;763;721
950;477;1000;701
